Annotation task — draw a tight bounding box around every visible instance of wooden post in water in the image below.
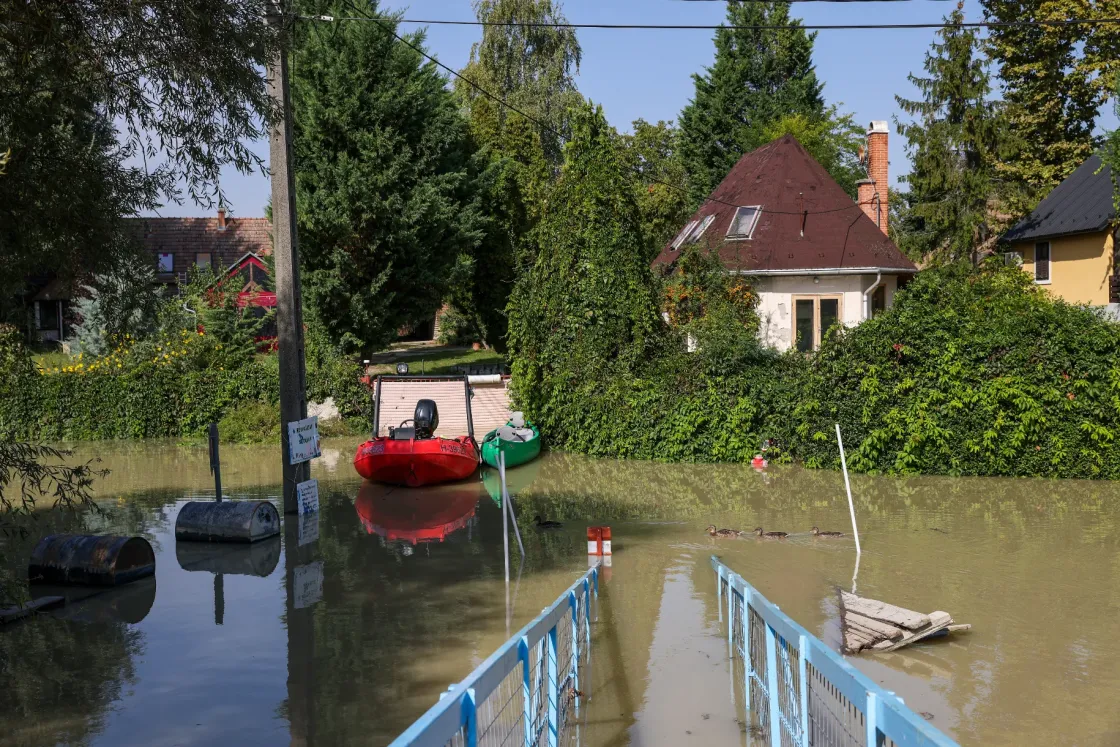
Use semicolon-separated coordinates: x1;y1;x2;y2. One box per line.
267;1;309;515
208;423;222;502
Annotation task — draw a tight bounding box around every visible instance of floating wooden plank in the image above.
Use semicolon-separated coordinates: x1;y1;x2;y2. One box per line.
846;611;905;641
0;596;65;625
840;591;930;630
839;591;971;655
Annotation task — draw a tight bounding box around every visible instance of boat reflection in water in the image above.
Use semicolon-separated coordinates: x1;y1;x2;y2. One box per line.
481;458;543;507
355;480;479;548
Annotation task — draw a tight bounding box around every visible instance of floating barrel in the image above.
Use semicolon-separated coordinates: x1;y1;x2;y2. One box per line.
28;534;155;587
176;536;281;576
175;500;280;543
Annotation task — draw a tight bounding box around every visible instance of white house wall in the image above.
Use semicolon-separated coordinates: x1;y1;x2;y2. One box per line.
753;274;898;351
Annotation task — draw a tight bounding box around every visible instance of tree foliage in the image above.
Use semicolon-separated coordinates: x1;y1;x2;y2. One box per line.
507;103;664;438
68;263;163;356
679;1;824;205
616;119;693;261
894;3;1003;264
292;1;484;354
980;0;1120;210
0;0;278;321
458;0;582;166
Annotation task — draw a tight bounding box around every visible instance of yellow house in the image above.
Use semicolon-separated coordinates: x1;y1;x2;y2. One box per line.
1002;155;1118;307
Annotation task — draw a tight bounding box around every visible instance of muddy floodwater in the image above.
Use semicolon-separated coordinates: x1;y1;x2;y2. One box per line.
3;440;1120;746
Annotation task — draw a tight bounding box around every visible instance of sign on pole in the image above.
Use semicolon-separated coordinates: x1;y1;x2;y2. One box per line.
296;478;319;515
287;417;321;465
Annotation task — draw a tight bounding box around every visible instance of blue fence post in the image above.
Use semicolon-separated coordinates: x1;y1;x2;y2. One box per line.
742;587;751;714
568;590;579;716
461;688;478;747
726;574;734;651
519;637;532;747
798;634;809;747
717;565;724;624
765;624;781;747
547;623;559;747
866;691;878;747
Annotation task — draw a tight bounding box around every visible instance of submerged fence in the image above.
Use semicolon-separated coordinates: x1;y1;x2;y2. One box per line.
389;565;599;747
713;556;957;747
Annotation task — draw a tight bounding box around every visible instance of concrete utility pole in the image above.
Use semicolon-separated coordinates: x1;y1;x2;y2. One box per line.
267;2;309;514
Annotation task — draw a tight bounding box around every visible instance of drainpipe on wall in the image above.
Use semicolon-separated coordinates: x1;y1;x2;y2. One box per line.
862;270;882;321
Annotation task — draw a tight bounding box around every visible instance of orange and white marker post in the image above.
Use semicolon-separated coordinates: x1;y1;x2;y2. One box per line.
587;526;612;571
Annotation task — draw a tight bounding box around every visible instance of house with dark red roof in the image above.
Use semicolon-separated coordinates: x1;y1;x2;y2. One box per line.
653;123;917;352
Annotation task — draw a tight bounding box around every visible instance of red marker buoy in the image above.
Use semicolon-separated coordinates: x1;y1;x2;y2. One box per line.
751;454;768;470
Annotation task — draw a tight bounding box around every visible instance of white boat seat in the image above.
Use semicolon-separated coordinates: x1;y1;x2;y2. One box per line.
497;425;535;442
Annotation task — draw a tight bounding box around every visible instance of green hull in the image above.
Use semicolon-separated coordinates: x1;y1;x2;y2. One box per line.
481;423;541;469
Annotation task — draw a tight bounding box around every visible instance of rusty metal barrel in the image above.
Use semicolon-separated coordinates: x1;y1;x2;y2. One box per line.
175;500;280;543
28;534;155;586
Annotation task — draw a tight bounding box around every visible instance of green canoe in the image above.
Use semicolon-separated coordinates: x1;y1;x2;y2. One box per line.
481;420;541;469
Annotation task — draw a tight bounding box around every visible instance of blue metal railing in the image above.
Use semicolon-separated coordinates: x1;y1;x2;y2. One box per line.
712;555;958;747
389;564;598;747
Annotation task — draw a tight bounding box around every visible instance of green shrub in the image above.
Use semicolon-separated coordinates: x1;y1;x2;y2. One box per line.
791;261;1120;478
436;304;482;346
511;260;1120;479
218;400;281;444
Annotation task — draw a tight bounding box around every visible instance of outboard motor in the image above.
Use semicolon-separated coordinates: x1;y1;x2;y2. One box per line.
414;399;439;439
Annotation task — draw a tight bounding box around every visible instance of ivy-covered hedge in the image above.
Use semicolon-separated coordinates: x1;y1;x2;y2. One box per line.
791;263;1120;478
0;327;370;442
513;261;1120;479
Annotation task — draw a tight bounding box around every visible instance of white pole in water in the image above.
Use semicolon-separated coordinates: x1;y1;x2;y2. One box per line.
835;424;861;557
500;451;510;587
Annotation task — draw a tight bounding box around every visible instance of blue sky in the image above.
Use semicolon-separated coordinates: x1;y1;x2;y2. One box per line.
157;0;1098;218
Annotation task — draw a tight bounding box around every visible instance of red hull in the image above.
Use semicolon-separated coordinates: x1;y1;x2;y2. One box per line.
354;436;479;487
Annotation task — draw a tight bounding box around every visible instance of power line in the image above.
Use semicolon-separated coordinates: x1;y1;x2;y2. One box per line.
310;4;879;219
306;15;1120;32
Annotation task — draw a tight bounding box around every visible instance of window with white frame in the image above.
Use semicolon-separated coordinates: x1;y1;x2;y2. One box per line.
687;214;716;244
157;253;173;273
727;206;762;239
671;220;699;250
1034;241;1050;283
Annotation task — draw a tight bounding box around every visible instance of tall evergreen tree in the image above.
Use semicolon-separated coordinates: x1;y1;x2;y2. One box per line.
679;1;824;205
292;2;484;354
507;103;663;432
895;3;1001;265
981;0;1120;210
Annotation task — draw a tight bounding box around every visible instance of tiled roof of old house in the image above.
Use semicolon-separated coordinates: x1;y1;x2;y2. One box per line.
652;135;916;274
128;212;271;279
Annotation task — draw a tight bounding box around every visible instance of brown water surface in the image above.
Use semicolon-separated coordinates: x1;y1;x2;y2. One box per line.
2;440;1119;746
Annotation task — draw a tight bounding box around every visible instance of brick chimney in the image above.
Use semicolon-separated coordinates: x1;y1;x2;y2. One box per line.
856;121;889;236
217;207;227;230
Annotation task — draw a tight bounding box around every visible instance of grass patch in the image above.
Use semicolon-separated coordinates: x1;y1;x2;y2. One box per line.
366;346;505;376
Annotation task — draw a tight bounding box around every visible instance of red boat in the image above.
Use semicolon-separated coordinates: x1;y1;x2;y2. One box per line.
355;481;478;545
353;375;481;487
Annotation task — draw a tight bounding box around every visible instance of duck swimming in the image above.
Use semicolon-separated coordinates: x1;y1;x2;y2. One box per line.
706;525;743;538
534;516;562;529
753;527;787;539
810;526;844;538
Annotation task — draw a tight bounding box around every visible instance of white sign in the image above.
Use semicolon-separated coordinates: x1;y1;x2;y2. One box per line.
294;560;324;609
296;478;319;515
298;511;319;547
287;417;321;465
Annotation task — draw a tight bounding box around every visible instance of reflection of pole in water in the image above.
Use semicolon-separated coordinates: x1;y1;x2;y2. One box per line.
214;573;224;626
285;517;317;747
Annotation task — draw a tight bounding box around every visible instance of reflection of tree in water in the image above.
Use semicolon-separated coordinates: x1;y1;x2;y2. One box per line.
0;617;143;746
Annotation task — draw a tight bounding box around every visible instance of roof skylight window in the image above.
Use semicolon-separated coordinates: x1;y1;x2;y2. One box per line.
727;206;762;239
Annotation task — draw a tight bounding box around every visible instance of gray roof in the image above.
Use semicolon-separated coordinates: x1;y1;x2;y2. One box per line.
1003;155;1115;243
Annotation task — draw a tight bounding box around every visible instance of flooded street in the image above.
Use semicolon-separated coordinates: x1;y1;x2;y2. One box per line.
3;440;1120;746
